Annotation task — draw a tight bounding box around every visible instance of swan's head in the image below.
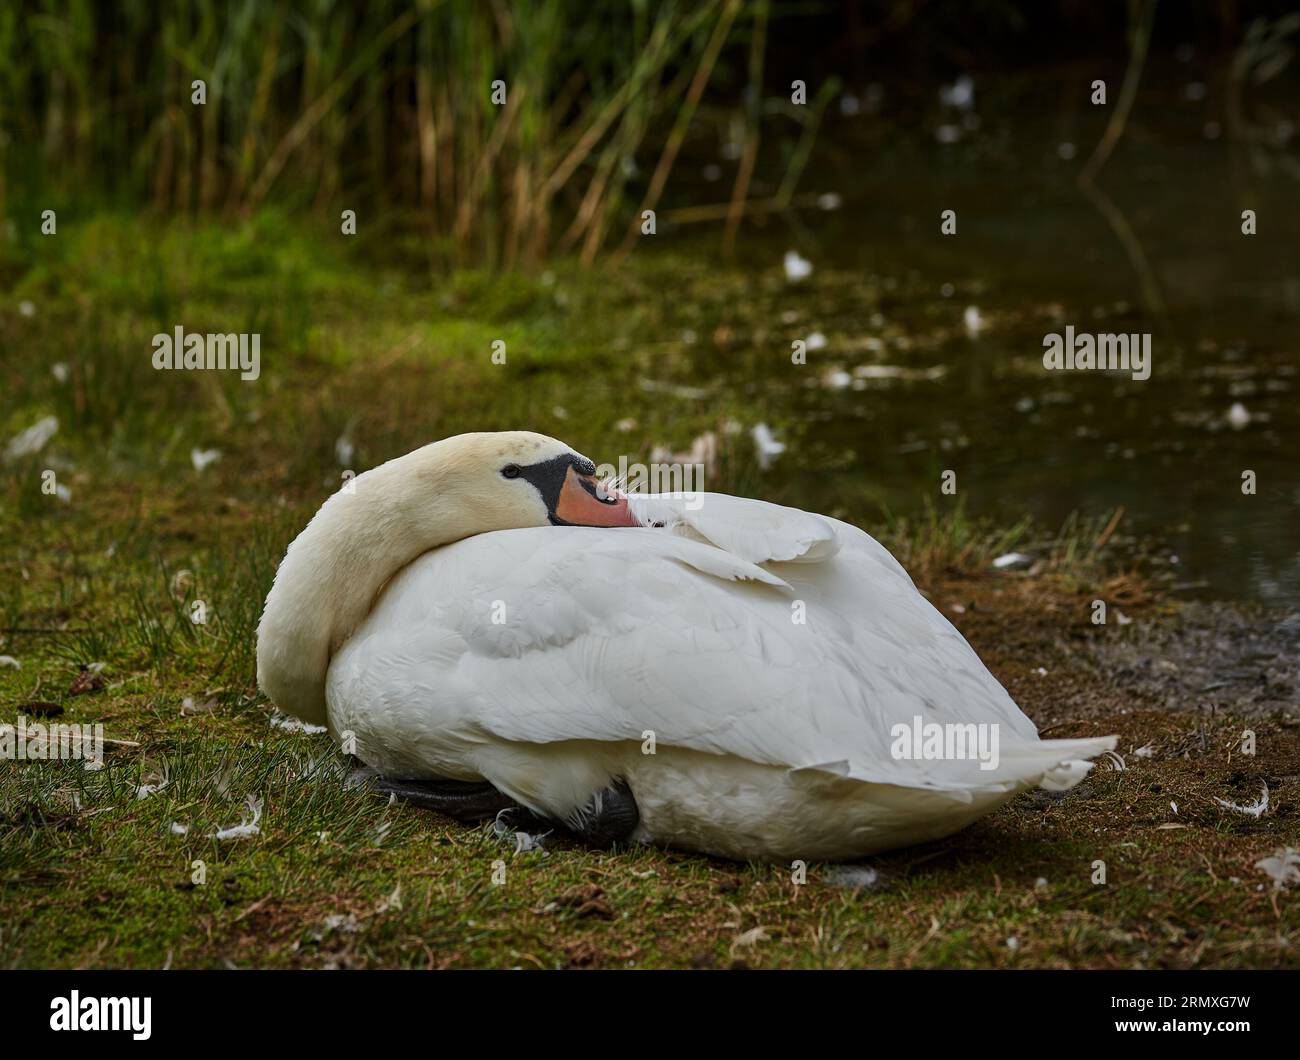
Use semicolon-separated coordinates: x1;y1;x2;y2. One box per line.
417;431;638;533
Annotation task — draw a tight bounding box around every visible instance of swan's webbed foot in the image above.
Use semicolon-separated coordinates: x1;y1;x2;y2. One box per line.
568;779;639;847
347;767;541;826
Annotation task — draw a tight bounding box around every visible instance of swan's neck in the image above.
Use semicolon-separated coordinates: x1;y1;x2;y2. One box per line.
256;450;474;726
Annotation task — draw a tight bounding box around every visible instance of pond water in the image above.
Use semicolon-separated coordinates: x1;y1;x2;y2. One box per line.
657;72;1298;606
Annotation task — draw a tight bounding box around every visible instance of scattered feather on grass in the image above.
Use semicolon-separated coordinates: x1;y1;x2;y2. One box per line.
1255;847;1300;890
488;812;549;854
824;865;883;890
269;710;327;735
854;363;947;382
731;926;772;955
752;423;785;470
783;250;812;282
1099;750;1127;772
190;447;222;472
319;913;359;937
209;795;262;840
4;415;58;462
1215;783;1269;819
374;883;402;914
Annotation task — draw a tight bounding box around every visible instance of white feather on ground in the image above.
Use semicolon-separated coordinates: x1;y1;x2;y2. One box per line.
269;710;327;735
4;415;57;462
824;865;883;890
783;250;812;281
1255;847;1300;890
1215;784;1269;818
209;796;262;840
489;813;548;854
750;423;786;470
190;447;222;472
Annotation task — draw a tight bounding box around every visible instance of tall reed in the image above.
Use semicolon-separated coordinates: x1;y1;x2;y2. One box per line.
2;0;825;265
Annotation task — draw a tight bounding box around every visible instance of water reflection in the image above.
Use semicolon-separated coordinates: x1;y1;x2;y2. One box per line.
651;63;1298;605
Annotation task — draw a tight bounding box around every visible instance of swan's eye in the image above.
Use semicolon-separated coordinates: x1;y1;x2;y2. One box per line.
501;464;522;479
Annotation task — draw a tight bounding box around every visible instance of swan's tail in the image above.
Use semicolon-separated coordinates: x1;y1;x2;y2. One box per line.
883;734;1119;796
776;734;1120;860
1002;735;1118;791
794;734;1119;798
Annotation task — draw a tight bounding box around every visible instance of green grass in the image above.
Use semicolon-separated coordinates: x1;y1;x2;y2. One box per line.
1;216;1297;968
2;711;1294;969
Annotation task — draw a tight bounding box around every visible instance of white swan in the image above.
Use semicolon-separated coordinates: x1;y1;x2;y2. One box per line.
257;431;1114;861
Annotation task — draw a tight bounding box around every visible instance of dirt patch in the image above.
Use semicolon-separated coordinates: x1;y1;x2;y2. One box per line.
931;571;1300;729
1080;603;1300;720
929;571;1299;883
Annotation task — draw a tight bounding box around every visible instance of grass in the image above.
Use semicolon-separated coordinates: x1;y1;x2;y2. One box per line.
1;216;1297;969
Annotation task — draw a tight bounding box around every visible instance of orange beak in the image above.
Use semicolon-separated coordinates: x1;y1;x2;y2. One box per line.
552;466;638;527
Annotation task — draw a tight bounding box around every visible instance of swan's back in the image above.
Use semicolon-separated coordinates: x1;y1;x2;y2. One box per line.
326;494;1114;857
331;503;1045;785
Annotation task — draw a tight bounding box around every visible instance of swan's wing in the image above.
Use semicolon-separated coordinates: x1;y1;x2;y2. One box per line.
331;510;1100;794
628;492;839;563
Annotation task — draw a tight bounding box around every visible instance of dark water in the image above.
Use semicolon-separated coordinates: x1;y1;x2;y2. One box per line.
674;71;1299;606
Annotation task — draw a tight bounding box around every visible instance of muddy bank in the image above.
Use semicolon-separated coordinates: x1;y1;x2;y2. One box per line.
931;570;1299;724
1082;603;1300;721
932;569;1298;848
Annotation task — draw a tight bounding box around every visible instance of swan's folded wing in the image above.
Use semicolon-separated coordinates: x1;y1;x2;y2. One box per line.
628;492;839;564
342;518;1083;792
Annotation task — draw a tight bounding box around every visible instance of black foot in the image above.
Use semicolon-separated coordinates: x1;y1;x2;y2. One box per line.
568;779;639;847
347;766;542;826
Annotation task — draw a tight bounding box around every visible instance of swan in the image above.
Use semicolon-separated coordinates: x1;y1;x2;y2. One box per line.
256;431;1115;861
